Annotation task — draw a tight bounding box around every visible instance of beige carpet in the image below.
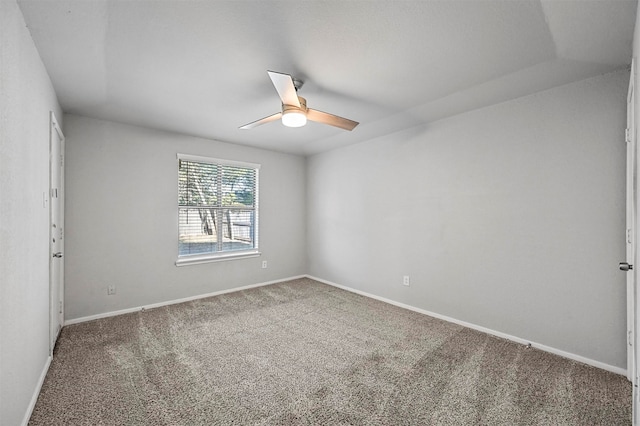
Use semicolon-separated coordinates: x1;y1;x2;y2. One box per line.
30;278;631;425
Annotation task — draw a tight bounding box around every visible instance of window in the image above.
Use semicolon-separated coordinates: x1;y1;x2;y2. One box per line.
176;154;259;265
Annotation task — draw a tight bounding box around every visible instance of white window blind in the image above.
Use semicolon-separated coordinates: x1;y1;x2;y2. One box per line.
177;155;259;262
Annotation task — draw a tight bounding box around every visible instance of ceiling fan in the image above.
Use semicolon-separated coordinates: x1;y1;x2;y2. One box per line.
239;71;359;131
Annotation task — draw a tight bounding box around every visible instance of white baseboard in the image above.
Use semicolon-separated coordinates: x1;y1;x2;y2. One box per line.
307;275;627;377
63;273;626;376
21;355;52;426
65;275;306;325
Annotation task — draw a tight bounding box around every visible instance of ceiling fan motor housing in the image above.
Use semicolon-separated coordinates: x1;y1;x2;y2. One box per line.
283;96;307;113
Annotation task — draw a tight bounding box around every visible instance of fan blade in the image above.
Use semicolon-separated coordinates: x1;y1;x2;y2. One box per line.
307;109;359;131
267;71;300;107
239;112;282;130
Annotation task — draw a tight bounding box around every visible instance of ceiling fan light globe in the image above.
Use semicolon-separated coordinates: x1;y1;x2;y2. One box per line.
282;110;307;127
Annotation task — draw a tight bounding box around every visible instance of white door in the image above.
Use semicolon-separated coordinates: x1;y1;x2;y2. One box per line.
49;112;65;353
624;60;640;426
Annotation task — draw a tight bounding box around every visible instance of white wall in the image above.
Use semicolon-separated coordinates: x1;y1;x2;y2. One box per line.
307;70;629;370
63;115;307;320
0;2;63;425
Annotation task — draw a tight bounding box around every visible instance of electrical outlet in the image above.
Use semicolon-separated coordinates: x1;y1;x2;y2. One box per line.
402;276;410;286
107;285;116;295
262;260;268;269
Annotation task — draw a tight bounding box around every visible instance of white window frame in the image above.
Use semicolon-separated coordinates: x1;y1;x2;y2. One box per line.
176;153;260;266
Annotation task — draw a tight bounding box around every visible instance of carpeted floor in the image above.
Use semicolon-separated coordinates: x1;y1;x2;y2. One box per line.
30;277;631;425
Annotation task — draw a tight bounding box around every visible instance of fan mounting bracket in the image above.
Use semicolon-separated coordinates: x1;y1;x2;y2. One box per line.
292;78;304;92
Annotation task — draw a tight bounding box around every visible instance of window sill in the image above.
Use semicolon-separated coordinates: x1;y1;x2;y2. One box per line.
175;250;261;267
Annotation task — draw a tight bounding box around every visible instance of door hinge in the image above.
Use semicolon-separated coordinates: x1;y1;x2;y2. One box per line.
629;330;633;346
59;301;63;314
628;228;633;244
626;128;631;143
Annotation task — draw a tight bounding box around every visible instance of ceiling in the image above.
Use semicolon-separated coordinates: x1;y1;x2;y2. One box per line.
17;0;638;156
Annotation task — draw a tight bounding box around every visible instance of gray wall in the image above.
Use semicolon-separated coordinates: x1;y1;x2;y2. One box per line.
0;2;64;425
63;115;307;320
307;70;629;369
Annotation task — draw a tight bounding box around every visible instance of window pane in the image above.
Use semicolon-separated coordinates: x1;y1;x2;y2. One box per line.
179;208;219;256
221;209;255;251
179;161;219;207
221;166;255;207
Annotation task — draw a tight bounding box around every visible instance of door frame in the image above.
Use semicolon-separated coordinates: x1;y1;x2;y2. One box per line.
49;111;65;354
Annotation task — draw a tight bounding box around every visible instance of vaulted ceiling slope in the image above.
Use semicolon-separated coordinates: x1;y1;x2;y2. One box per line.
18;0;637;155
